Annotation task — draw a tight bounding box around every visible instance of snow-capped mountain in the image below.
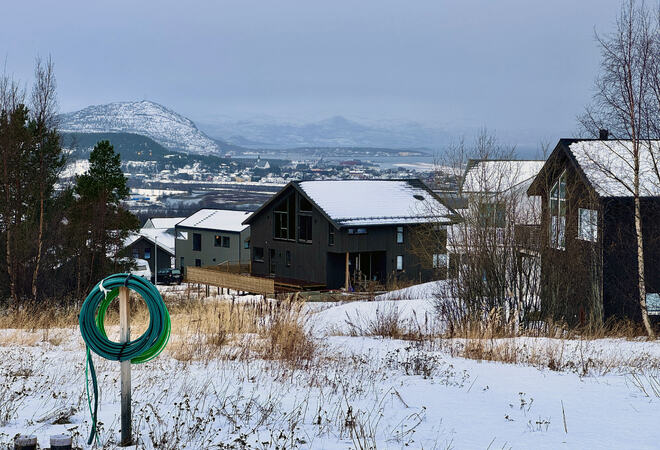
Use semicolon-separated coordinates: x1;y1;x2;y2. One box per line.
60;101;220;155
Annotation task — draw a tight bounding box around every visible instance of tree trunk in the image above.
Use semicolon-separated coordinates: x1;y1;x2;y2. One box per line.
31;180;45;301
634;195;655;338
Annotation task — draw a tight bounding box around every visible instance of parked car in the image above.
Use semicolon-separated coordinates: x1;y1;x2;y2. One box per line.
130;258;152;281
152;268;183;285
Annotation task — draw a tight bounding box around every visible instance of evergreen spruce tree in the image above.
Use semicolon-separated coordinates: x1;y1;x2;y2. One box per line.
73;140;138;294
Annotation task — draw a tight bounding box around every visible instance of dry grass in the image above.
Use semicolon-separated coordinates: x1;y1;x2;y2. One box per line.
0;290;317;367
165;293;316;366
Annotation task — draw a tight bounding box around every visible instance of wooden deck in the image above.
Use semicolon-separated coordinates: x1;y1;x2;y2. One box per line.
185;266;325;295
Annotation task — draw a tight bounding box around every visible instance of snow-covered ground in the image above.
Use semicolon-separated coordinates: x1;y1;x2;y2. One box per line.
1;284;660;449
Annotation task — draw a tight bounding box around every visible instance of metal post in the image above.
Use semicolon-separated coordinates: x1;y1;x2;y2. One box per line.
119;286;132;446
154;236;157;285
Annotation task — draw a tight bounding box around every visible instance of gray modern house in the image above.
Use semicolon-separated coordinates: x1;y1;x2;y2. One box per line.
243;179;456;290
175;209;252;273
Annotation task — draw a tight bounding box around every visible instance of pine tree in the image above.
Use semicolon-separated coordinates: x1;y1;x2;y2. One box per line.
73;140;138;294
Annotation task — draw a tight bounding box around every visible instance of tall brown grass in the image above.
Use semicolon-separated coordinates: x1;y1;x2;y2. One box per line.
0;291;317;367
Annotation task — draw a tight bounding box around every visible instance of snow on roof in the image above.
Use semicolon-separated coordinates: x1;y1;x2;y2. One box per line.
144;217;184;229
177;209;252;232
569;140;660;197
462;160;545;193
124;228;175;255
297;180;452;226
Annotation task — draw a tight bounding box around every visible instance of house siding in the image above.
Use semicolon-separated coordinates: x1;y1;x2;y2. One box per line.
175;226;251;272
124;237;173;274
537;149;603;325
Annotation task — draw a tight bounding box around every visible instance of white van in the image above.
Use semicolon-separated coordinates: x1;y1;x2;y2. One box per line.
131;258;152;280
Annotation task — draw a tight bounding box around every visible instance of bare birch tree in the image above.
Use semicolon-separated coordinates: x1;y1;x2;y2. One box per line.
580;0;659;337
29;56;62;300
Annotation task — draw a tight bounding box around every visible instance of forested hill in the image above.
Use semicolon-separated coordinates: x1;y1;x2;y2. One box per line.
60;132;173;161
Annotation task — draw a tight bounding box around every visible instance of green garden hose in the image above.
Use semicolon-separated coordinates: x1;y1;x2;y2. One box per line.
79;273;171;445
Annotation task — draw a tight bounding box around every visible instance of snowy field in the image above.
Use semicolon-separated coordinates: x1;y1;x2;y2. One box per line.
1;285;660;449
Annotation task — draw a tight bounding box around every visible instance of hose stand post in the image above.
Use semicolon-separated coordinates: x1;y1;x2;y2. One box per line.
119;285;132;446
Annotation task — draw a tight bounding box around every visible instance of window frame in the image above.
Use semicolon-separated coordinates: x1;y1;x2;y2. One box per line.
328;225;335;246
432;253;448;269
253;247;265;262
192;233;202;251
298;214;313;243
549;171;567;250
396;255;403;271
396;226;404;244
578;208;598;242
273;194;296;241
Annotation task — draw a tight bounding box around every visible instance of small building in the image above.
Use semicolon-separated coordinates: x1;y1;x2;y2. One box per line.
175;209;252;273
527;138;660;324
243;179;456;290
123;227;176;274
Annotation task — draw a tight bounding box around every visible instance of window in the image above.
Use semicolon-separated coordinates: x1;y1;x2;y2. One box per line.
144;248;151;259
328;226;335;246
254;247;264;262
244;240;250;249
298;215;312;242
214;235;222;247
356;228;367;235
578;208;598;242
549;172;566;249
192;233;202;251
274;194;296;240
396;226;404;244
195;259;201;267
433;253;448;269
396;255;403;271
478;202;506;228
299;196;313;212
180;257;184;269
132;248;139;259
285;250;291;267
222;236;230;248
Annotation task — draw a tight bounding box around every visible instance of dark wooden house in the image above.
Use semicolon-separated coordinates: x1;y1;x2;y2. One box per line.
243;179;456;290
123;228;175;274
527;137;660;324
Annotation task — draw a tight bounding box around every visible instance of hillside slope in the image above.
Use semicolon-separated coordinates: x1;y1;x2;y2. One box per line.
60;101;220;155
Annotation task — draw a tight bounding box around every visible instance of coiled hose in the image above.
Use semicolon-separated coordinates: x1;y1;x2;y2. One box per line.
79;273;171;445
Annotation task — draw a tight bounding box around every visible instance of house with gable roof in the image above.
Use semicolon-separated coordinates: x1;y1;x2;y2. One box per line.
123;216;184;274
527;136;660;324
243;179;456;290
175;209;252;273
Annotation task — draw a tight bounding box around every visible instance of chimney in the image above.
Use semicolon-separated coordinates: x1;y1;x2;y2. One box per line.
599;129;609;140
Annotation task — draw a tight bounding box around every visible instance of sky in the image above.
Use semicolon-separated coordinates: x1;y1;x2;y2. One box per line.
1;0;623;145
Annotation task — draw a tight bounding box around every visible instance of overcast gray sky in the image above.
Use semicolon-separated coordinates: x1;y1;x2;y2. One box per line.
2;0;622;142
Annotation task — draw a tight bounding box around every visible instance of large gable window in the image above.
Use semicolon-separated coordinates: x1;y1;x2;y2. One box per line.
578;208;598;242
298;195;313;243
274;194;296;240
549;171;566;249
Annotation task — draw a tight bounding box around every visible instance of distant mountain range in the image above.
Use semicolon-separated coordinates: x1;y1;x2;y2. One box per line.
196;115;448;150
60;101;222;155
60;101;542;158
